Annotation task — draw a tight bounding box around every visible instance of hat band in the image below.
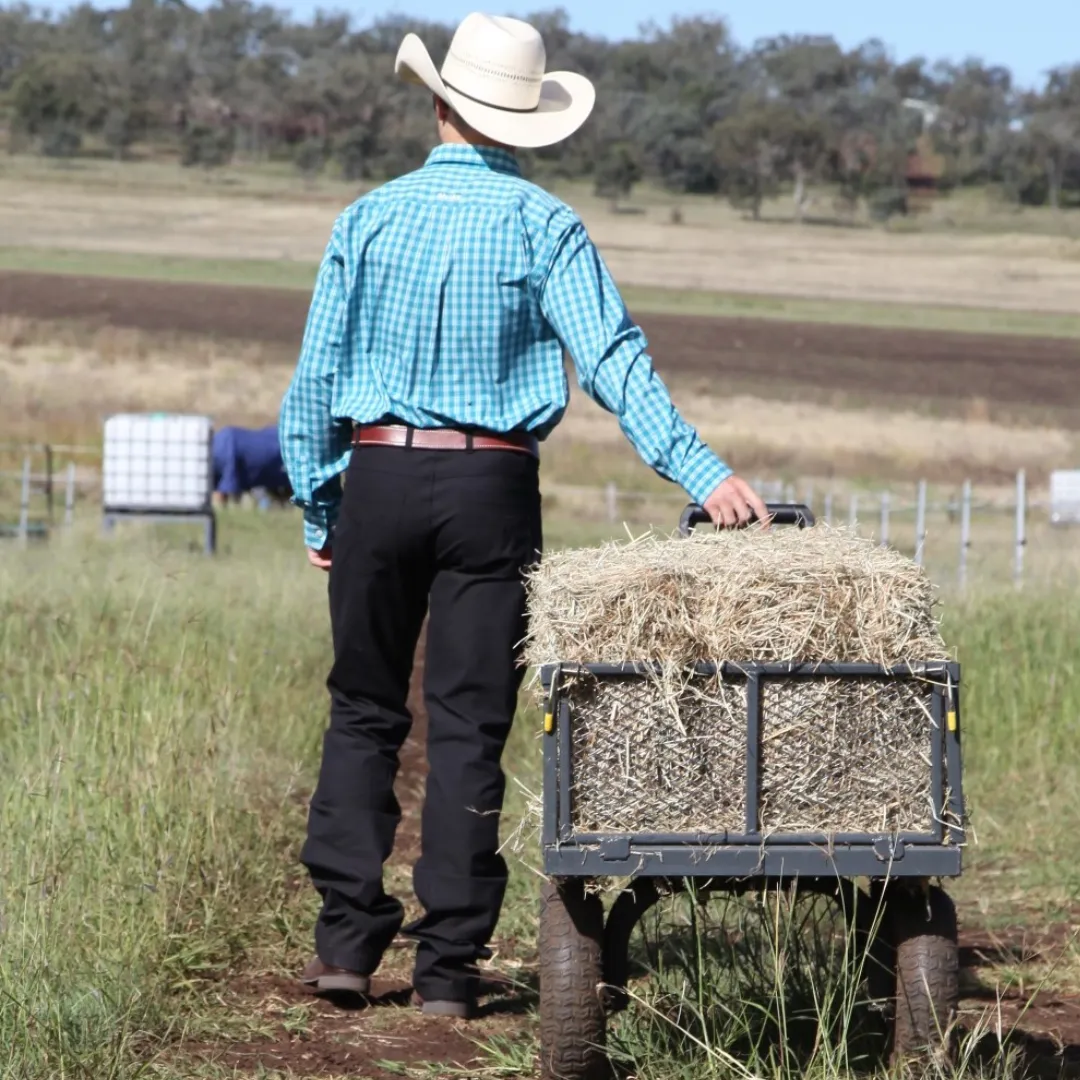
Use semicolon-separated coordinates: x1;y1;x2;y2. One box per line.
442;77;540;114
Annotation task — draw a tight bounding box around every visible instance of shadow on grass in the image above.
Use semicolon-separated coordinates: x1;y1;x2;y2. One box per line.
610;889;895;1078
965;1027;1080;1080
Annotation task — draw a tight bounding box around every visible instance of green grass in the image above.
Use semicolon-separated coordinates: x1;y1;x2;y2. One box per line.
0;246;319;293
0;510;1077;1078
0;514;329;1078
3;244;1080;339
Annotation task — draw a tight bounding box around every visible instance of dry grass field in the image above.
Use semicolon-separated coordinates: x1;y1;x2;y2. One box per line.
1;314;1075;489
3;156;1080;315
0;154;1079;1080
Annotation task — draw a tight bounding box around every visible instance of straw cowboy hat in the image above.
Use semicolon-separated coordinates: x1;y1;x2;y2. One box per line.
395;13;596;149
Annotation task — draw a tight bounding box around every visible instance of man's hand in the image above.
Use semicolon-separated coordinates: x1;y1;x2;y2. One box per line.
702;475;770;529
307;545;332;571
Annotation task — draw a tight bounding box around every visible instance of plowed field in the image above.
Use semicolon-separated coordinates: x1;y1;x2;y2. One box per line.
2;270;1077;419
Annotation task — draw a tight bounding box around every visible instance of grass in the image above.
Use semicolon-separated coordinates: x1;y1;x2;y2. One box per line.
4;243;1080;339
0;508;1077;1078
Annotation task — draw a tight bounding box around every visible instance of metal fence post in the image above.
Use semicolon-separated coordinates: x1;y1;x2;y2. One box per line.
915;479;928;567
1015;469;1026;588
824;491;834;527
848;493;858;532
958;480;972;589
64;462;77;528
17;455;31;547
43;444;54;523
879;491;891;547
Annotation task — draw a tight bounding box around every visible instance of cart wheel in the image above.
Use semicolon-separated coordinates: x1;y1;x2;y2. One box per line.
889;885;959;1063
539;877;608;1080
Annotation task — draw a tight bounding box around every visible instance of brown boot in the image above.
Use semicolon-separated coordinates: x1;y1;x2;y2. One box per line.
301;956;371;995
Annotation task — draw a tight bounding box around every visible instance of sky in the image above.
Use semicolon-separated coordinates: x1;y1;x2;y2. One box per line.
276;0;1077;90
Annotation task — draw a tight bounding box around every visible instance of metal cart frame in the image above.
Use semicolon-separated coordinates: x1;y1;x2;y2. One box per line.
535;504;966;1080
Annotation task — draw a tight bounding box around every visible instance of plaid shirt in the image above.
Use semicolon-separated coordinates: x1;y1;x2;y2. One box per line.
279;143;732;549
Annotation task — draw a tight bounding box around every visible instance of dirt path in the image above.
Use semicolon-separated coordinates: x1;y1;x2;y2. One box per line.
187;638;529;1078
960;922;1080;1077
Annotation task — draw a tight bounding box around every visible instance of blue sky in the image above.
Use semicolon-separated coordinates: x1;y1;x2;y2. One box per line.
280;1;1075;90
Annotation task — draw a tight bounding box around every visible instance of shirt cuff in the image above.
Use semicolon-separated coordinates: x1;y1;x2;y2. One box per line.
679;445;734;506
304;514;331;551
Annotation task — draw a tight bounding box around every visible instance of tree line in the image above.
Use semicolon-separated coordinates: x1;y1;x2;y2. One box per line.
2;1;1079;216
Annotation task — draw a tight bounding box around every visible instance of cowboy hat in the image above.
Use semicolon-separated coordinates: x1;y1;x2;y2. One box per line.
395;13;596;149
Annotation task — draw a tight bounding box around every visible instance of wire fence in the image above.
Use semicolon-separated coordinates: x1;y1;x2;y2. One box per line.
1;441;1076;589
553;469;1074;591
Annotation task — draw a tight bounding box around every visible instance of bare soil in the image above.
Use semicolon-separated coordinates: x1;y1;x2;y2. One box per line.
1;271;1077;426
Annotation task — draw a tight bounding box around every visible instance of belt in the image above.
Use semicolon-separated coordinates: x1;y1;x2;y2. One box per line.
352;423;539;458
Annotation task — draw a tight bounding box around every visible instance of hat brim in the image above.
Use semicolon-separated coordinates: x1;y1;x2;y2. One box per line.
394;33;595;150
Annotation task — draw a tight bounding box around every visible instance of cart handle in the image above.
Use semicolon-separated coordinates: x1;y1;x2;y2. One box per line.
678;502;816;537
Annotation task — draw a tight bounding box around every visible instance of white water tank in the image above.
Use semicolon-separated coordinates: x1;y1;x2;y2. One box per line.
102;413;213;514
1049;470;1080;526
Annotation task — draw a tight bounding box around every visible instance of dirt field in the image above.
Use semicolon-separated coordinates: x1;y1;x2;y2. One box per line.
1;270;1078;428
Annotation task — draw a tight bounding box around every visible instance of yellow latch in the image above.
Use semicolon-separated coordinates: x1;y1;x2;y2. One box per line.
947;709;957;732
544;711;554;735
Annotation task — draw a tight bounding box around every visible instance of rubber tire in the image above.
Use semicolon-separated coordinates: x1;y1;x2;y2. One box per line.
539;878;608;1080
890;885;959;1063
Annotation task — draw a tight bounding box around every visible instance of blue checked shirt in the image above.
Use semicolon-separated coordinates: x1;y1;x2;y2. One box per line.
279;143;733;550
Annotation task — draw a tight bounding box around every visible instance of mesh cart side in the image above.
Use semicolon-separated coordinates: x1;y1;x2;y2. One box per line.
538;658;964;881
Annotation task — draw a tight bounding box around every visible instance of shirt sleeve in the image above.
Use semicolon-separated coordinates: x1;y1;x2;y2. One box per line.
534;212;732;506
279;220;355;550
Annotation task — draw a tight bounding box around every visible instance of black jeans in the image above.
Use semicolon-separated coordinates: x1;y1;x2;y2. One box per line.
300;443;542;1003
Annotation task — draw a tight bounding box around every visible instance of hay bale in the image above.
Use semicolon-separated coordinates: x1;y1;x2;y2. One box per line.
524;525;951;837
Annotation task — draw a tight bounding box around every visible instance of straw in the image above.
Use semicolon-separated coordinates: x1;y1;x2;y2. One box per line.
522;524;951;837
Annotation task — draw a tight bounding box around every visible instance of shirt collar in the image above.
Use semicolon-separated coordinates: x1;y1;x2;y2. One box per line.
424;143;522;177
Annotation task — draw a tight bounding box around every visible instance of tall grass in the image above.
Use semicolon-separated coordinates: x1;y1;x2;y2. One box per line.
0;516;327;1078
0;512;1076;1079
947;587;1080;912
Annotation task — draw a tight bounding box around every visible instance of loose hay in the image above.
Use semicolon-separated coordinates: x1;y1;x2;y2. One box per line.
524;524;952;838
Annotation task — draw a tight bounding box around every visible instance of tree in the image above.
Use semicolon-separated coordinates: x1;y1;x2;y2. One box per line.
0;0;1075;216
9;52;105;151
181;122;235;168
102;107;135;159
753;35;847;218
1017;67;1080;209
593;141;642;209
294;136;328;178
712;98;796;219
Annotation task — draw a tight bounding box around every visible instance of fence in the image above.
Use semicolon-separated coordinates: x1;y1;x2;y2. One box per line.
572;468;1070;591
1;443;1074;589
0;443;107;545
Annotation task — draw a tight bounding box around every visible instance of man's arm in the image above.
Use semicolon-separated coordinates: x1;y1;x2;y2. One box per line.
279;220;354;553
535;211;767;526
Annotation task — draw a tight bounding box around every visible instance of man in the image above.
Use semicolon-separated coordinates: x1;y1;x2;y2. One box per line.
212;424;292;507
279;12;768;1019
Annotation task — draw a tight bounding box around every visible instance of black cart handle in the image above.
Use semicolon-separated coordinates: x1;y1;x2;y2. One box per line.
678;502;816;537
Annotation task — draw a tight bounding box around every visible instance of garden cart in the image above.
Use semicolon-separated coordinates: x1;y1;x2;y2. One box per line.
536;503;965;1080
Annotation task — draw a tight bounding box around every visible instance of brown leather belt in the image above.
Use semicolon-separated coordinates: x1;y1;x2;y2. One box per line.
352;423;539;458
